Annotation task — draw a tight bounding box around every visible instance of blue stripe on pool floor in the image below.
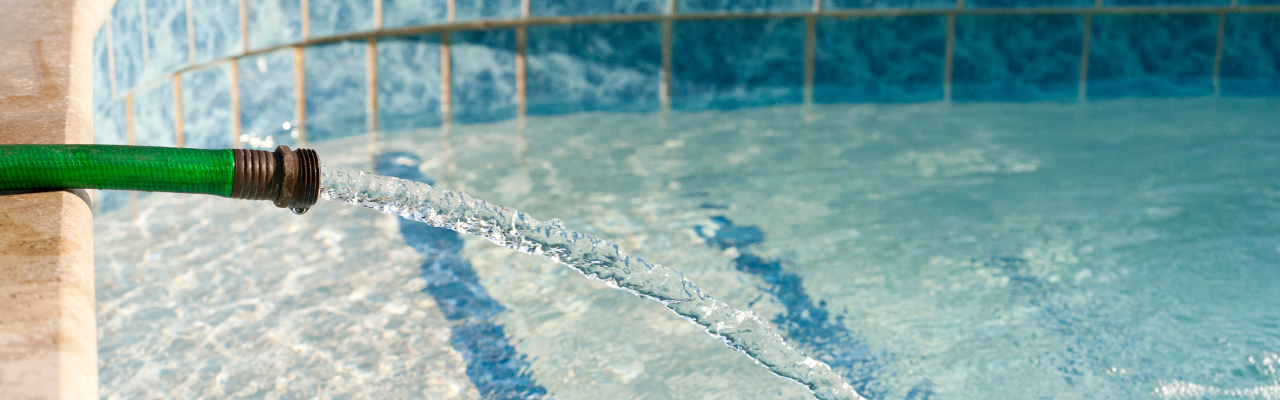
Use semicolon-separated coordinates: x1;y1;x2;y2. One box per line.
697;216;933;400
377;152;548;399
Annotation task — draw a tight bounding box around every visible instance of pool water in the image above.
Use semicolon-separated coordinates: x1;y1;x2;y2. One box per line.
96;97;1280;399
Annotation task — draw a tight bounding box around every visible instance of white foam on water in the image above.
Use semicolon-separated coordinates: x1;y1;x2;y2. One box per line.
320;166;864;400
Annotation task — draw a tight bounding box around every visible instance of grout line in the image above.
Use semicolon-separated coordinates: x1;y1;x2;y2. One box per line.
957;0;965;10
174;75;185;147
516;26;527;118
107;16;118;99
448;0;456;22
668;0;677;15
1079;13;1092;102
803;15;816;105
230;60;242;148
660;18;672;111
944;13;955;102
126;93;136;145
374;0;383;30
140;0;150;73
367;38;379;132
1231;0;1238;6
239;0;249;53
441;32;452;123
294;46;307;145
813;0;822;12
106;6;1280;103
1213;12;1225;96
301;0;311;40
522;0;530;18
186;0;196;64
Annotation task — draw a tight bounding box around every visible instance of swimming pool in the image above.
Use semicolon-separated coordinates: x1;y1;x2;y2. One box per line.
90;0;1280;398
94;98;1280;399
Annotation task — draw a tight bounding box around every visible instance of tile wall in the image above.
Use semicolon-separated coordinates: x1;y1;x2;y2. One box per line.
92;0;1280;152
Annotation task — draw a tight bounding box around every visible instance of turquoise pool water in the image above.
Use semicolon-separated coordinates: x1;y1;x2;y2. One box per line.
96;97;1280;399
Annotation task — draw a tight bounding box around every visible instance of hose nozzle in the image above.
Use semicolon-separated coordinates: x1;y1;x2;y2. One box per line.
230;145;320;215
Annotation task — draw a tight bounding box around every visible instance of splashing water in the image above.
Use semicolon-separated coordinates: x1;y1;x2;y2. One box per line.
320;167;863;400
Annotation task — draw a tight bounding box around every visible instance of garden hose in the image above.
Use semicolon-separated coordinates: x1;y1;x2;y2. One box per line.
0;145;320;214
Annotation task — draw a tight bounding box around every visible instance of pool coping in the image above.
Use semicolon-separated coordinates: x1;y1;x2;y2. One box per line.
0;0;114;399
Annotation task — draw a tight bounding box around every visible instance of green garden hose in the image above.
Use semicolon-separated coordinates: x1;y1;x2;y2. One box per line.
0;144;321;214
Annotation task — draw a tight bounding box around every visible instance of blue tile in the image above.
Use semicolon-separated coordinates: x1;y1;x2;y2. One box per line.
310;0;374;38
248;0;302;50
95;100;129;145
531;0;664;16
1240;0;1280;4
94;24;113;112
305;41;367;141
378;35;443;131
450;30;516;124
1104;0;1225;5
814;16;946;104
238;50;298;148
382;0;448;28
824;0;954;10
112;0;146;95
966;0;1089;7
455;0;520;22
953;14;1082;102
191;0;242;63
143;0;190;80
1088;14;1216;100
1221;14;1280;97
181;65;235;149
133;81;179;147
526;22;662;115
671;18;805;110
680;0;810;13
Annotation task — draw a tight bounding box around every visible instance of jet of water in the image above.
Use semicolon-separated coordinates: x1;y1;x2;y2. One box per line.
320;167;863;400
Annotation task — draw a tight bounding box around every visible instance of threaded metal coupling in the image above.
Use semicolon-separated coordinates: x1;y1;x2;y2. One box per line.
230;145;320;215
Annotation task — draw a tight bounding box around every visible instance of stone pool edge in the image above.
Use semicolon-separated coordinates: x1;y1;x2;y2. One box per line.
0;0;113;399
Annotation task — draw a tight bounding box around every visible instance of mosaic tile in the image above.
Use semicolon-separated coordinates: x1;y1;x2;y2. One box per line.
455;0;521;22
526;22;662;115
238;49;299;149
1103;0;1226;5
530;0;664;16
1239;0;1280;4
112;0;145;94
248;0;302;50
671;18;805;110
1221;14;1280;97
94;24;113;112
143;0;190;80
382;0;448;28
310;0;374;38
1088;14;1216;99
679;0;810;13
378;35;444;131
450;30;517;124
814;16;946;104
133;80;179;147
95;100;129;145
181;65;235;149
191;0;243;63
953;14;1082;102
965;0;1089;7
305;41;367;141
824;0;954;10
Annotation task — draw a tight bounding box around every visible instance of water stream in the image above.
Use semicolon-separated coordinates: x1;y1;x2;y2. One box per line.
320;166;863;400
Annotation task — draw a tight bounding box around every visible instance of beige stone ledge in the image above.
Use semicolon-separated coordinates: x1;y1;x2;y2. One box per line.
0;0;114;399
